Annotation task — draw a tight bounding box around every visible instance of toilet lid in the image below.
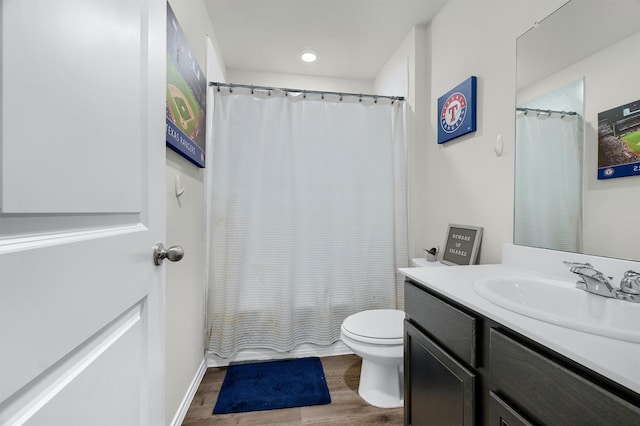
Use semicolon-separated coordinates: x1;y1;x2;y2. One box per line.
342;309;404;344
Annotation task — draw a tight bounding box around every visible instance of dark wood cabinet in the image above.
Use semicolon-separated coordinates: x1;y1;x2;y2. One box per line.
404;320;475;425
404;278;640;425
491;328;640;425
488;391;533;426
404;281;477;425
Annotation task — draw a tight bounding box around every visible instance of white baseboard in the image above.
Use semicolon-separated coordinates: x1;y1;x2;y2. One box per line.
207;342;353;367
170;357;207;426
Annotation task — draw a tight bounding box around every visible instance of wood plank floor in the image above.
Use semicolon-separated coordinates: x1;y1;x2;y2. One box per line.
182;354;403;425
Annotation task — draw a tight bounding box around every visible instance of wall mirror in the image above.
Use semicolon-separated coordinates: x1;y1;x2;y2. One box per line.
515;0;640;261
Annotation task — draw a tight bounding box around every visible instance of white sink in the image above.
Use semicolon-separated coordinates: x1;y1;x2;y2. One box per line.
473;276;640;343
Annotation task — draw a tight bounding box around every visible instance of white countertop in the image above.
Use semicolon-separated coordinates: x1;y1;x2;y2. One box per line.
399;263;640;395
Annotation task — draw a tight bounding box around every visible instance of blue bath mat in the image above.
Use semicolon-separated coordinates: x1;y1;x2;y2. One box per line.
213;357;331;414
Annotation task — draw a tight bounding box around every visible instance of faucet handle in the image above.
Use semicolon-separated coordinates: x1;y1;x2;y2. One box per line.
620;270;640;295
563;261;594;269
563;261;597;276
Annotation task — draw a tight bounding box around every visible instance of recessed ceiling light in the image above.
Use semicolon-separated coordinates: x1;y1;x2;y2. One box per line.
300;50;317;63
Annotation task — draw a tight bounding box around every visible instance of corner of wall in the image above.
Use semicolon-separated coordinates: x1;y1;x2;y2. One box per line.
372;23;437;260
165;1;223;424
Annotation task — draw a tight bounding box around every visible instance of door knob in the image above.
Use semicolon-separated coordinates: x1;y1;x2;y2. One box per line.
153;242;184;265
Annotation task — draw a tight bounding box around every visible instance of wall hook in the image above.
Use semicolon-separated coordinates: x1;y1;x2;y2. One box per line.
494;134;504;157
175;175;186;198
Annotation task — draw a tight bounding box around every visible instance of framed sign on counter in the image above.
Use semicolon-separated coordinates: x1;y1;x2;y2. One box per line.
441;224;483;266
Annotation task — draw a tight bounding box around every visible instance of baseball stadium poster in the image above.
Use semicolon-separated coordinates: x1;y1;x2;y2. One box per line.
166;4;206;168
437;76;477;144
597;99;640;180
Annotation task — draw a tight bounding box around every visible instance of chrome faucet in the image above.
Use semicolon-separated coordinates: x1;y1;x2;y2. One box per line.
564;261;640;303
564;262;617;297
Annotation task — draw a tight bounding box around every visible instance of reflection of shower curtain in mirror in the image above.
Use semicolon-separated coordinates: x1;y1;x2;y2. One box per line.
515;113;582;252
207;88;408;358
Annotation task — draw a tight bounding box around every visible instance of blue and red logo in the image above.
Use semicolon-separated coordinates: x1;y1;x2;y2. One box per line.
437;76;476;144
440;92;467;133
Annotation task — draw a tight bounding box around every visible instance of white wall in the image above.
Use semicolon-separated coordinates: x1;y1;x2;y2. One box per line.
411;0;566;264
373;26;430;262
165;148;206;426
581;32;640;260
226;69;372;93
373;1;565;264
165;0;224;424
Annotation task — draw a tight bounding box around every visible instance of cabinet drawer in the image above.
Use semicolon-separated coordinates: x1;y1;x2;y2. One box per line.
405;280;476;367
491;329;640;425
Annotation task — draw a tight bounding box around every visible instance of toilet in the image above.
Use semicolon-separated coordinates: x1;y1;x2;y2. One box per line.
340;309;405;408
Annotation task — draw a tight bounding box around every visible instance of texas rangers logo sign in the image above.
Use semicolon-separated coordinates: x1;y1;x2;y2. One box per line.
438;76;477;144
440;92;467;133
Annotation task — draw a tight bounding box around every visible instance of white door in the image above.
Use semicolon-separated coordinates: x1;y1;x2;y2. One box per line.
0;1;167;425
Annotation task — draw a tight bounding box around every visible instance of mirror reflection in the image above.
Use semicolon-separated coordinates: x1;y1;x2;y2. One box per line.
515;80;584;253
515;0;640;261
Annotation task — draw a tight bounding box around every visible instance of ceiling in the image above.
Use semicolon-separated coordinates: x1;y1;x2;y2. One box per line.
204;0;447;80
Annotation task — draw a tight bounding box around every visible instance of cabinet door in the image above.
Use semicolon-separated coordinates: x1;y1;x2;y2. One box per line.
489;391;533;426
404;320;474;426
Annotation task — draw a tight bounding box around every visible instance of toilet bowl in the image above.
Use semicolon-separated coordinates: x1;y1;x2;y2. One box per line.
340;309;405;408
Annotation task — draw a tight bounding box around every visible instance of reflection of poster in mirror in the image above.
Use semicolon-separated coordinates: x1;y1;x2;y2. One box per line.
166;4;206;168
597;100;640;179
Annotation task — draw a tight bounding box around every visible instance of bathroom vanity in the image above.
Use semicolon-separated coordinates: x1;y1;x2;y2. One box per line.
401;245;640;425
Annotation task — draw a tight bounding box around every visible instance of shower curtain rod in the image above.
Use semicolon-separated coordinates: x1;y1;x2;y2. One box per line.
516;107;579;117
209;82;405;102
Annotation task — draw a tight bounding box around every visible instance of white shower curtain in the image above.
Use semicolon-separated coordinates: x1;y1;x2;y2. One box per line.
515;112;583;252
207;87;408;358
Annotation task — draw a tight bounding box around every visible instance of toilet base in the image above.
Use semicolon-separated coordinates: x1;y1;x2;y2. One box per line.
358;358;404;408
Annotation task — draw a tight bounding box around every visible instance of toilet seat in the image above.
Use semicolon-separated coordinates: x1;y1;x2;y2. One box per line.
341;309;404;345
